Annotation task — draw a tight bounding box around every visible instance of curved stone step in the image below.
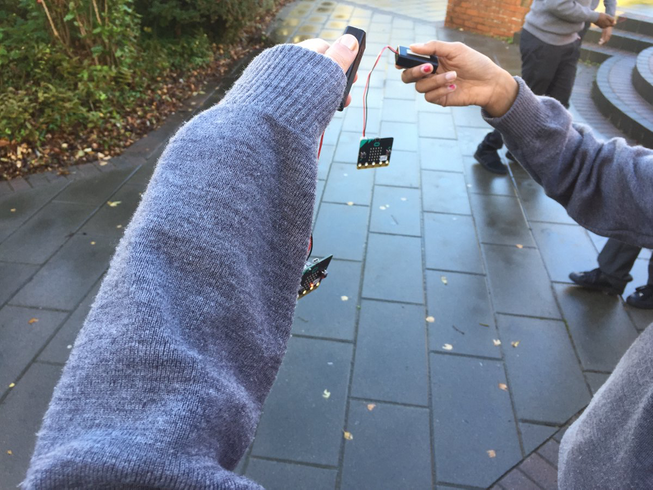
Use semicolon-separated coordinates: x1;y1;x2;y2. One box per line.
583;26;653;54
633;46;653;104
591;55;653;147
615;10;653;36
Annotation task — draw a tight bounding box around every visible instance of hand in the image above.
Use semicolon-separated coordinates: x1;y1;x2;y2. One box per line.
398;40;519;117
595;13;615;29
297;35;359;108
598;26;613;45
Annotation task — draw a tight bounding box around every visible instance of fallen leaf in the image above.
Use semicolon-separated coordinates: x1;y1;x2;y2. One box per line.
341;295;349;301
8;383;15;388
487;449;496;458
479;323;489;327
498;383;508;391
516;244;524;249
0;139;10;147
367;403;376;411
379;206;386;210
67;345;72;349
99;160;109;166
511;341;520;348
28;318;38;324
493;339;501;346
343;431;353;441
322;389;331;399
400;197;407;201
90;241;96;246
10;208;16;213
107;201;121;207
61;143;68;149
347;201;354;206
116;225;123;229
426;316;435;323
442;343;453;351
6;450;12;455
441;276;448;285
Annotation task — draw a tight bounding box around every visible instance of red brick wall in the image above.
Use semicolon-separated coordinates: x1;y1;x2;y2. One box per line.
445;0;533;39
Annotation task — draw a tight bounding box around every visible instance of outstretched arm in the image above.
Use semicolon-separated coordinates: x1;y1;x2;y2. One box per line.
24;37;358;489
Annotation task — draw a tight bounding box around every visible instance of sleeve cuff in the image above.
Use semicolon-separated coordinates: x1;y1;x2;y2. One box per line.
219;44;347;141
589;10;600;22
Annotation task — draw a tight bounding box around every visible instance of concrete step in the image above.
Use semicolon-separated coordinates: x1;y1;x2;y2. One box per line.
633;46;653;104
591;54;653;147
614;10;653;37
584;26;653;54
579;41;626;64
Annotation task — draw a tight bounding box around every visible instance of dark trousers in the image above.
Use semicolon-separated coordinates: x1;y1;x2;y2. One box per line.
482;29;582;150
598;238;653;288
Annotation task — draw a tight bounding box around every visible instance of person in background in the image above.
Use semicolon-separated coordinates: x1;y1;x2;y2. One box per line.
474;0;615;174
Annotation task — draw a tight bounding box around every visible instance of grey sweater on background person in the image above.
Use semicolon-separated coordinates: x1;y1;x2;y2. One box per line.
23;45;653;489
524;0;617;45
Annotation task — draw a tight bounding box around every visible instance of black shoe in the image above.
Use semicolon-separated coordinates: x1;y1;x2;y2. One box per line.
569;268;624;295
506;151;517;163
626;285;653;309
474;145;508;175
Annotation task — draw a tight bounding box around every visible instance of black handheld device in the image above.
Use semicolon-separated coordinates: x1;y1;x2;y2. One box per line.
395;45;439;72
337;26;366;111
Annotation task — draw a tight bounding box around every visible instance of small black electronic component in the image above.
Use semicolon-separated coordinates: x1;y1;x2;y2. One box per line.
357;137;393;169
338;26;366;111
298;255;333;299
395;45;439;72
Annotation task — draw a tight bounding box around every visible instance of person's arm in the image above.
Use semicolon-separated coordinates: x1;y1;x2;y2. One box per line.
544;0;601;23
23;38;356;489
603;0;617;17
399;41;653;248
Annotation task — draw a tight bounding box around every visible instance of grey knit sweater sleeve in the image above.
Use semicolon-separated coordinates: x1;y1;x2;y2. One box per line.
23;44;346;489
485;78;653;489
485;78;653;248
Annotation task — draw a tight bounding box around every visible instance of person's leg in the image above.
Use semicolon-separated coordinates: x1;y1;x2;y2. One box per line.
545;39;581;108
626;252;653;309
520;29;560;96
648;253;653;285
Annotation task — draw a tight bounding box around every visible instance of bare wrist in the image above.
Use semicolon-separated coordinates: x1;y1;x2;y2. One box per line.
484;73;519;118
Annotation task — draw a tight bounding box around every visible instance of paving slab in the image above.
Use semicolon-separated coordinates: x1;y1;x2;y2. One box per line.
322;163;374;206
624;305;653;332
498;469;542;490
585;372;611;395
10;234;117;311
369;186;421;237
554;284;639;371
418;113;457;140
430;353;522;488
0;362;63;489
469;194;533;247
422;171;471;215
519;423;558;455
497;315;590;424
351;301;428;406
537;438;560;468
53;167;134;206
423;213;484;274
251;336;353;466
292;259;362;341
343;107;380;135
341;401;432;489
317;144;336;181
426;271;500;358
451;106;492;129
312;203;369;261
379;122;418;152
463;156;516;197
79;184;144;237
483;244;561;319
0;306;67;394
373;151;420;188
334;131;362;163
0;262;39;306
456;126;492;156
519;453;558;490
381;98;418;123
515;178;576;225
362;233;423;304
419;138;464;172
245;459;337;490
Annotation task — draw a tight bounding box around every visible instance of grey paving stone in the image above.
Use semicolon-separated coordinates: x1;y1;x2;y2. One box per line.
419;138;464;172
313;180;325;223
351;301;428;406
0;201;95;265
334;131;361;163
431;353;522;488
251;337;353;466
125;161;156;186
516;178;576;225
292;259;361;341
519;453;558;490
498;469;541;490
484;244;561;319
422;171;471;215
381;98;418;123
317;144;336;181
497;315;590;424
11;235;116;311
585;372;611;396
624;304;653;332
312;203;369;261
0;362;62;489
341;401;432;489
370;186;421;236
54;168;134;206
343;107;381;135
456;126;492;156
426;271;500;358
379;122;418;152
418;112;457;140
0;182;67;243
38;281;101;364
322;163;374;206
463;156;516;197
554;284;639;371
79;184;143;237
245;458;337;490
0;306;67;392
451;106;491;129
469;194;534;246
349;86;383;109
624;257;653;299
537;438;560;468
519;423;558;455
586;230;609;254
9;177;31;192
384;79;417;100
423;213;484;274
532;222;598;283
0;262;39;306
373;150;420;189
362;233;423;304
416;95;452;114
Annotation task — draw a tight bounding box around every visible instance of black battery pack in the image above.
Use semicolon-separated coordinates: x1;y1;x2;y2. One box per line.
338;26;366;111
395;45;439;71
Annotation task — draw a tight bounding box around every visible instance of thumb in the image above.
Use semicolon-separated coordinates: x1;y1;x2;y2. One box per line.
324;34;359;73
410;40;460;59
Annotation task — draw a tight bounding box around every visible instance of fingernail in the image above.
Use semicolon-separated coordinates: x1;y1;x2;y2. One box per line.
448;84;456;90
421;64;432;74
445;71;457;81
339;34;358;51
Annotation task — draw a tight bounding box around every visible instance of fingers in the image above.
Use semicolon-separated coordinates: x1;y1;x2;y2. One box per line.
424;85;457;105
409;40;464;59
413;71;457;94
324;34;359;73
296;38;330;54
401;63;436;84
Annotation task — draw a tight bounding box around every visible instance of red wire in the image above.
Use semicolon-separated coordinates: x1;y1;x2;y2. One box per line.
317;131;324;160
363;45;398;138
